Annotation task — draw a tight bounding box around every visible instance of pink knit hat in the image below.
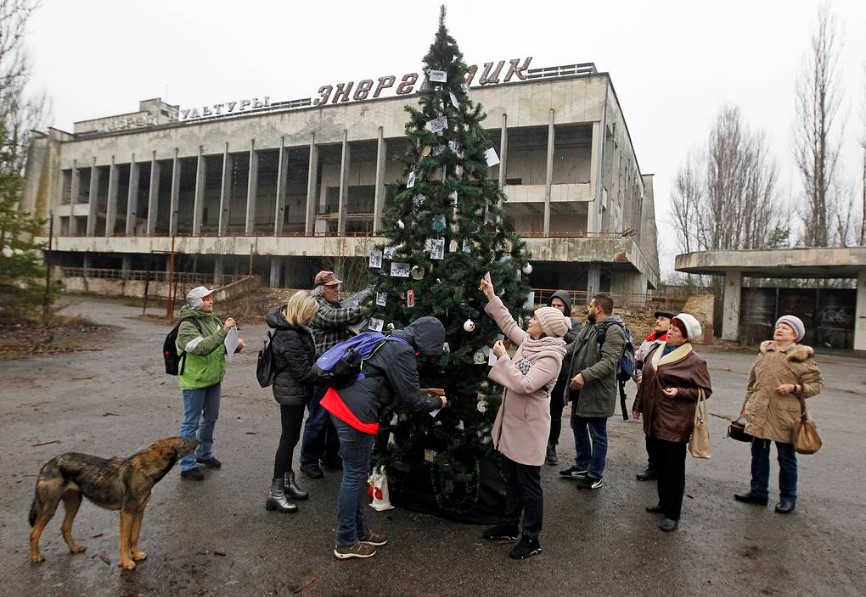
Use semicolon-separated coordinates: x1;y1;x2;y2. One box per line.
534;306;570;338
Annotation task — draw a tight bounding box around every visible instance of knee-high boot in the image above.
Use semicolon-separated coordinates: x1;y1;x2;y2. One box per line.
284;470;309;501
265;478;297;513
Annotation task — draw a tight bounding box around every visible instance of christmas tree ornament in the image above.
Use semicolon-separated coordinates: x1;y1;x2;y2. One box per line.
407;170;416;188
406;289;415;307
429;238;445;260
424;449;437;463
477;400;488;413
397;219;405;229
449;190;458;205
368;249;383;268
432;215;447;233
522;263;533;275
442;341;450;353
413;193;427;209
473;350;486;364
422;145;432;157
390;262;411;277
432;144;446;156
429;69;447;82
410;265;425;280
386;323;395;331
483;147;500;167
463;318;476;332
376;291;387;306
368;317;384;332
456;420;465;431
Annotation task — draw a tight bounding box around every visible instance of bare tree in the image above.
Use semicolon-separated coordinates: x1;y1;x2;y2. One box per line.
0;0;47;175
793;3;844;247
671;105;783;256
860;61;866;246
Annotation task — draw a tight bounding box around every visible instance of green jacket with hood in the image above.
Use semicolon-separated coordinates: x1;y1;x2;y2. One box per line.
176;305;228;390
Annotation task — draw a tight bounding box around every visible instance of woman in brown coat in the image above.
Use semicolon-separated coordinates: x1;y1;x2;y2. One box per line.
734;315;823;514
632;313;712;532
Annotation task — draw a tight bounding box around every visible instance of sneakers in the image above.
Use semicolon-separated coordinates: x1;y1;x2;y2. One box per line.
734;492;768;506
659;518;679;532
300;464;324;479
545;444;558;466
577;476;604;491
559;465;588;479
180;468;204;481
482;524;520;543
508;537;542;560
359;529;388;546
334;542;377;560
196;456;222;469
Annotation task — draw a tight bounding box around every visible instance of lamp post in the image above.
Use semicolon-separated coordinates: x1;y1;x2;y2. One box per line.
42;209;54;323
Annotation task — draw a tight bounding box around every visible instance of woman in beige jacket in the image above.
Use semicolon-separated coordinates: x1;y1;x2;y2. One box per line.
478;277;568;560
734;315;824;514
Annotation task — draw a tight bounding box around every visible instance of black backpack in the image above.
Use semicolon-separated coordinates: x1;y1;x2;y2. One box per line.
256;330;278;388
597;321;637;382
163;319;203;375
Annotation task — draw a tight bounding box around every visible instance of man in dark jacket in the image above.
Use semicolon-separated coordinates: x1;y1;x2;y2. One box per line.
559;293;625;491
545;290;582;465
299;271;367;479
321;316;447;560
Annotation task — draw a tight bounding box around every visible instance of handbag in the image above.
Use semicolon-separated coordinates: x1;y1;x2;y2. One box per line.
688;389;711;458
727;416;753;442
791;395;822;454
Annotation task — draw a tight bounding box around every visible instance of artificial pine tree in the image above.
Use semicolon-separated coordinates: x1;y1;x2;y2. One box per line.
367;7;534;522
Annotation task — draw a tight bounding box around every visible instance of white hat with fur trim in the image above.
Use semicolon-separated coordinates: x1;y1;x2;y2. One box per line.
672;313;702;342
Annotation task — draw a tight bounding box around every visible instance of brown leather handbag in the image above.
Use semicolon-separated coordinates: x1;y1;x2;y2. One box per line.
791;395;822;455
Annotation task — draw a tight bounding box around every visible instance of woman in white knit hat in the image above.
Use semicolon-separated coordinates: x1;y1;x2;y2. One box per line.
478;276;568;560
734;315;823;514
632;313;712;532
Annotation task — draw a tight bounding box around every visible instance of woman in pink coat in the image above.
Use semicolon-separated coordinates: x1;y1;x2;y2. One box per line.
479;277;569;560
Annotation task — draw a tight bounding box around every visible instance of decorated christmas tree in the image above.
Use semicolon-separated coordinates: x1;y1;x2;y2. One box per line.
367;7;534;522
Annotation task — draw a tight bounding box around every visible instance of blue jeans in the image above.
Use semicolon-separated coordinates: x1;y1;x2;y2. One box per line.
331;415;374;547
300;385;341;467
570;413;608;479
750;438;798;502
179;384;221;471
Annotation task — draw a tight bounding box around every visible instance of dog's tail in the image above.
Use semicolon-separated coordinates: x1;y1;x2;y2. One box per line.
29;498;38;527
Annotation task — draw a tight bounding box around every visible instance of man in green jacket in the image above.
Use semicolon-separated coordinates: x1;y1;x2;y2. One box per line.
558;293;625;491
177;286;245;481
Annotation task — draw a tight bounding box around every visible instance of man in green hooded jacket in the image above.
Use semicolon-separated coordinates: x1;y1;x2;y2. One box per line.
176;286;245;481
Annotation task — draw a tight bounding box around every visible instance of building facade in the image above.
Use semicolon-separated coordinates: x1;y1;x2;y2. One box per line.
22;60;659;302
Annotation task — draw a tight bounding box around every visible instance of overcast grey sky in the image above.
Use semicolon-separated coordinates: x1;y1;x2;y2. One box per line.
26;0;866;277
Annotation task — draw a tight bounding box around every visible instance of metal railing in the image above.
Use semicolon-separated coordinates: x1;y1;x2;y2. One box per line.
61;268;245;286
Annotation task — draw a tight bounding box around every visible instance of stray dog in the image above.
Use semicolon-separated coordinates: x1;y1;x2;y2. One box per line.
29;436;197;570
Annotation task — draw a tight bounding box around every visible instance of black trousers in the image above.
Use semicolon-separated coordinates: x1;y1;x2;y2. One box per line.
498;453;543;540
273;404;306;479
647;436;687;520
548;377;567;445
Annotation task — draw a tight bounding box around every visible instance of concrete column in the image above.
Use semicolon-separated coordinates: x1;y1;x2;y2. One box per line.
218;143;230;236
274;137;286;236
86;157;98;237
244;139;258;235
214;256;225;286
721;270;743;341
147;153;160;236
586;265;601;297
193;146;206;236
169;149;180;236
588;121;603;234
105;157;118;236
543;109;554;236
269;258;281;287
854;270;866;354
122;255;131;281
69;160;79;236
338;130;350;236
498;114;508;188
305;133;318;235
373;127;386;234
126;154;139;236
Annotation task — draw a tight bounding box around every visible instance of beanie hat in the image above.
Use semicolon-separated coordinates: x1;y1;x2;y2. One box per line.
534;306;570;338
186;286;214;309
776;315;805;342
672;313;701;341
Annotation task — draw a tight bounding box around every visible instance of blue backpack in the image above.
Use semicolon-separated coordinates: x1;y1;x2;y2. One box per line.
313;332;410;388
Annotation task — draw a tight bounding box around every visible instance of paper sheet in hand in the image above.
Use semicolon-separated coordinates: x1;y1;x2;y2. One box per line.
224;327;239;363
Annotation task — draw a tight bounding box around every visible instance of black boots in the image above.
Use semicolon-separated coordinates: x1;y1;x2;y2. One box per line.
284;471;309;501
545;444;558;466
265;478;297;513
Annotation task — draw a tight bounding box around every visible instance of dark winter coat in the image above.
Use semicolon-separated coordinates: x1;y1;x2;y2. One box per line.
633;342;713;442
323;316;445;432
741;341;823;443
562;315;626;417
266;306;317;407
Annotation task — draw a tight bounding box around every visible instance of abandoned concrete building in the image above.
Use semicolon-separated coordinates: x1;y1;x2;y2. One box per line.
21;59;659;305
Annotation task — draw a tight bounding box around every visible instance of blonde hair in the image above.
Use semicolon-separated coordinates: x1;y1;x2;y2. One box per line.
283;290;318;326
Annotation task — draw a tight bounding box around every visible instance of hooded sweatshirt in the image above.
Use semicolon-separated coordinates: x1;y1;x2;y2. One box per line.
321;316;446;433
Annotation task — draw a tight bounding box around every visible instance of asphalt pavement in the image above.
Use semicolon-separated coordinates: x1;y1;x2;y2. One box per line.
0;297;864;596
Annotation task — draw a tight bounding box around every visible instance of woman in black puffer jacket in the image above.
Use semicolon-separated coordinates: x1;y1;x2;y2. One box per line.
264;290;320;513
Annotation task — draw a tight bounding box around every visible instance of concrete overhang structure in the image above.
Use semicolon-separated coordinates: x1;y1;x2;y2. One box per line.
676;248;866;353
